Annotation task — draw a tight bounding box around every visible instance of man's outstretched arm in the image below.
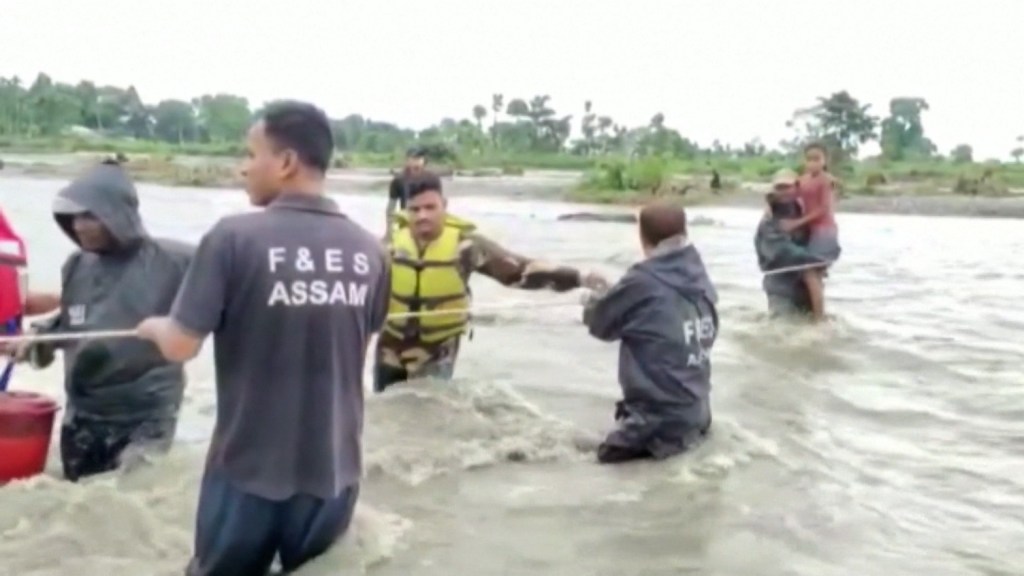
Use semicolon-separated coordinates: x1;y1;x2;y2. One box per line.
25;293;60;316
138;222;231;363
582;272;651;342
464;232;605;292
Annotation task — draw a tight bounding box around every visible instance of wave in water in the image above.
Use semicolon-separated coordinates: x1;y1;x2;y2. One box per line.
0;378;594;575
0;374;778;575
364;378;597;485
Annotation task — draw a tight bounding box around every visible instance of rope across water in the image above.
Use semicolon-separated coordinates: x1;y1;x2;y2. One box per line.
0;299;582;346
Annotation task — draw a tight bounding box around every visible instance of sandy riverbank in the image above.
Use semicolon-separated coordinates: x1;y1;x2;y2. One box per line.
3;152;1024;219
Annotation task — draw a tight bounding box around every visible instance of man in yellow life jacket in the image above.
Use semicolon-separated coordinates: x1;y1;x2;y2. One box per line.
375;171;607;393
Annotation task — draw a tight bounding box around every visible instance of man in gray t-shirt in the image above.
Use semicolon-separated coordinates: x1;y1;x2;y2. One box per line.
138;101;388;576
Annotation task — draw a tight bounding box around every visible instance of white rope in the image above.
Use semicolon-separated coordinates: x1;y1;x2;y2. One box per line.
385;299;573;320
608;250;833;279
0;299;581;345
0;328;139;345
762;261;834;277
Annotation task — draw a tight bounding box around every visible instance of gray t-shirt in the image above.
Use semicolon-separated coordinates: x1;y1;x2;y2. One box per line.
171;194;389;500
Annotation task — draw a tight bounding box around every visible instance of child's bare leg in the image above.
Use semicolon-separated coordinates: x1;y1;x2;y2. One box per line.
802;269;825;321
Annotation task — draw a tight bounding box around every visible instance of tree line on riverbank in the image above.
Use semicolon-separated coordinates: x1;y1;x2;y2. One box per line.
1;72;1023;197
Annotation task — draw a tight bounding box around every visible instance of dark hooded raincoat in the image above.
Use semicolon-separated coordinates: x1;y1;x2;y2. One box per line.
754;196;822;317
29;163;193;480
583;236;718;463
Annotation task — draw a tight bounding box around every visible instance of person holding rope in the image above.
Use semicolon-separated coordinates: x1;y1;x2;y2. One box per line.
0;206;60;331
12;159;193;481
755;169;824;318
778;142;842;321
0;207;59;390
375;170;607;393
582;201;717;464
137;101;388;576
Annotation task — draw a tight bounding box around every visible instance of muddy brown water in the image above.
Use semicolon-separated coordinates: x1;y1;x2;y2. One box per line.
0;176;1021;576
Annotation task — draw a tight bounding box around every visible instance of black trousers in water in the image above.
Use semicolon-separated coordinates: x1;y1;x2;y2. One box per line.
596;443;655;464
187;471;360;576
59;413;177;482
597;401;711;465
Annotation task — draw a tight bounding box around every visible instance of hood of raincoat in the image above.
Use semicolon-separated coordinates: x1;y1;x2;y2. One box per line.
53;163;147;252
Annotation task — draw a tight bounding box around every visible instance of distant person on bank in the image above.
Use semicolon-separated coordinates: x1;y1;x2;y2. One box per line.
375;170;607;392
384;146;428;244
582;201;718;464
137;101;389;576
14;159;193;481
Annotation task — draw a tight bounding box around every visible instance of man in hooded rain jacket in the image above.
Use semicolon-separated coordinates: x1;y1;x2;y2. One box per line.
17;159;193;481
582;201;718;464
754;169;824;317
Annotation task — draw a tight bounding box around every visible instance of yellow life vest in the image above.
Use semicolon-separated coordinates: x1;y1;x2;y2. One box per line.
385;215;476;344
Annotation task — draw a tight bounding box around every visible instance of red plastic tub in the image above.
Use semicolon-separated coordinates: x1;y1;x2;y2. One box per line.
0;391;60;483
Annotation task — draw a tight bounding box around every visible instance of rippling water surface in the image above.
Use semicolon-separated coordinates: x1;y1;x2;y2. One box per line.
0;177;1021;576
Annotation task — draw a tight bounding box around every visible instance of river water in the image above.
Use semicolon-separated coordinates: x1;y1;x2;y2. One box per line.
0;177;1021;576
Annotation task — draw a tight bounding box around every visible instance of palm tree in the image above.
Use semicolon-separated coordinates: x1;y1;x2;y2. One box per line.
472;104;487;133
490;93;503;147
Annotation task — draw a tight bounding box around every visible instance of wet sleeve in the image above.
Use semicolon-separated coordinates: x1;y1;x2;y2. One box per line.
170;221;232;337
756;219;820;272
26;254;80;364
755;219;785;271
31;312;63;335
467;233;582;291
153;239;197;305
34;254;82;337
28;314;64;370
582;272;653;342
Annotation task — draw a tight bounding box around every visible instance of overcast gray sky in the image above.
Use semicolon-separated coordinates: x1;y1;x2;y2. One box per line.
2;0;1021;158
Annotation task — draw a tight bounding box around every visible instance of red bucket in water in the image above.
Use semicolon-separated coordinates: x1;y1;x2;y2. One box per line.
0;391;59;483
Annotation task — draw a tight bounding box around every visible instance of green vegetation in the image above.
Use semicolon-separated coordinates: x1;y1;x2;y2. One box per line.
0;73;1023;200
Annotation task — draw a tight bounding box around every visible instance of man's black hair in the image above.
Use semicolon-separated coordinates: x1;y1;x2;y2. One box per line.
406;145;427;159
406;171;443;199
262;100;334;173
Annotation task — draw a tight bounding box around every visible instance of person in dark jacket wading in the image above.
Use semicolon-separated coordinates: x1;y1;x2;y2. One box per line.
582;201;718;464
755;169;823;317
15;159;193;481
